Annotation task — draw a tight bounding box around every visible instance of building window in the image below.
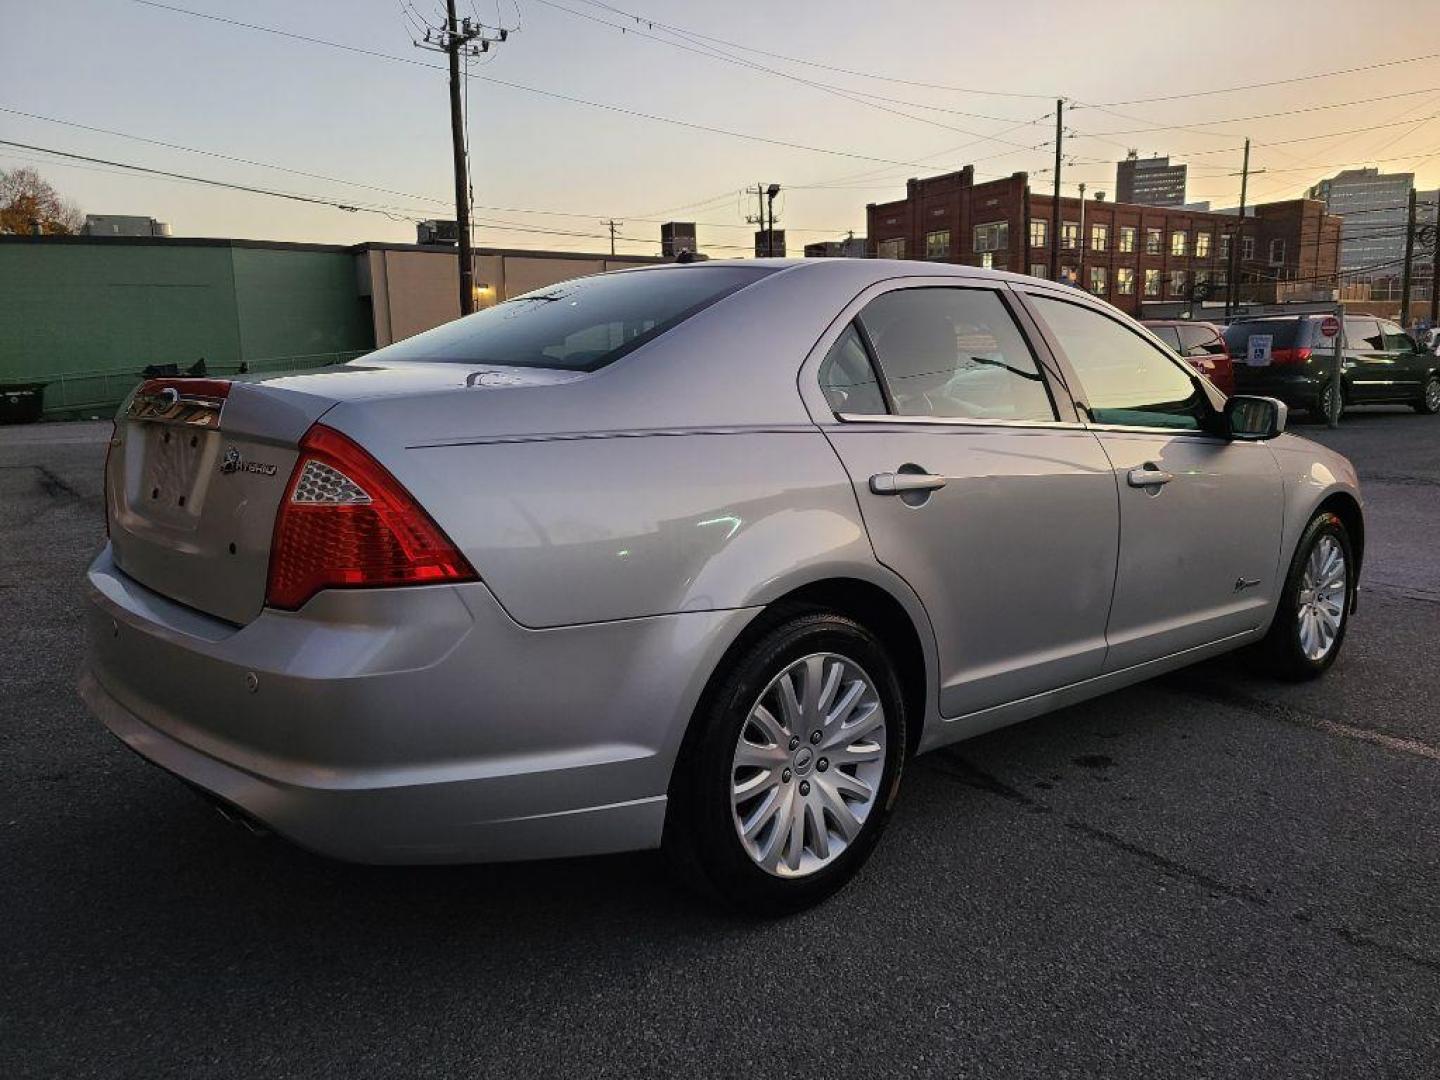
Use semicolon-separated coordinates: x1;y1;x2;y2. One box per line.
1030;263;1048;279
1268;238;1285;265
1170;269;1189;296
1195;232;1212;258
1029;219;1047;248
980;252;993;269
973;221;1009;253
1116;267;1135;295
1145;227;1163;255
926;229;951;259
1089;266;1107;295
1062;222;1079;249
1091;224;1108;252
1195;269;1210;287
1241;236;1255;261
877;238;905;260
1220;234;1232;259
1118;226;1136;254
1059;265;1075;286
1170;231;1188;257
1143;268;1161;297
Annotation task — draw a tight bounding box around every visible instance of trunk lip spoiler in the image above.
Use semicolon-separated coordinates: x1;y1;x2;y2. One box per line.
128;378;230;429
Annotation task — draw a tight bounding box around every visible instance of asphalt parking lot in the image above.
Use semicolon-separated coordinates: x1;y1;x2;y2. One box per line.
3;409;1438;1078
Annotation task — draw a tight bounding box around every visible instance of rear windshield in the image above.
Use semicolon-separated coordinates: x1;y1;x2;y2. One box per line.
372;265;776;371
1222;319;1316;352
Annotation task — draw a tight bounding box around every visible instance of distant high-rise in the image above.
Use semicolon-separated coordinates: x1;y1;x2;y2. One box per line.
1308;167;1436;277
1115;151;1187;208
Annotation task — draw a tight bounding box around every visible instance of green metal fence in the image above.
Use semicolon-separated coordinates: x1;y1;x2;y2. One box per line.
27;350;371;418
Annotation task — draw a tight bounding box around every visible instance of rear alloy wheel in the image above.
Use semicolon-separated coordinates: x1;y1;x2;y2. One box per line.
1256;511;1353;680
1415;374;1440;415
1316;380;1342;421
665;611;906;914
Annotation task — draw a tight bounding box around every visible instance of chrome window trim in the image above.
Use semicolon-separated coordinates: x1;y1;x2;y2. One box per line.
833;413;1087;432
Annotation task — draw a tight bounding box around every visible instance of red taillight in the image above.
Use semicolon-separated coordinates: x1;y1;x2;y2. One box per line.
265;424;477;611
1271;347;1312;365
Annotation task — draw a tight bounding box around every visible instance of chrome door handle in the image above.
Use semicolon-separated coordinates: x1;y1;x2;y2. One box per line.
1127;466;1174;488
870;472;947;495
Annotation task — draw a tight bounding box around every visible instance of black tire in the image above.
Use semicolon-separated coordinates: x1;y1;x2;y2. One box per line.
1254;511;1354;681
663;610;907;915
1414;373;1440;415
1314;379;1342;421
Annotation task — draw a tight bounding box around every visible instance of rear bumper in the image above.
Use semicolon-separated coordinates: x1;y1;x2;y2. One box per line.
1231;367;1321;408
81;545;757;864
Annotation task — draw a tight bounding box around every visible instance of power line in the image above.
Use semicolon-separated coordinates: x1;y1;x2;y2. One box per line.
127;0;1009;172
1074;86;1440;138
1091;51;1440;107
566;0;1057;100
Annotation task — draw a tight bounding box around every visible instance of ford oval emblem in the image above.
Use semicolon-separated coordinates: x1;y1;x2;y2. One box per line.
157;386;180;408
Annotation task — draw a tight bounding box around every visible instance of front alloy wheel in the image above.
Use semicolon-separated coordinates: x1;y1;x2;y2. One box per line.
1256;510;1354;680
1416;374;1440;415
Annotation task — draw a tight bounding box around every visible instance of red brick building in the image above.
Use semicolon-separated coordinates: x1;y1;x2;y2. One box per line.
865;166;1342;316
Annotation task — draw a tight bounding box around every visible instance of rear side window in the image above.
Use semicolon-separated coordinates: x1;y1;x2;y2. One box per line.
855;288;1056;421
370;266;775;371
1031;296;1206;430
819;325;887;415
1345;318;1383;350
1179;324;1225;356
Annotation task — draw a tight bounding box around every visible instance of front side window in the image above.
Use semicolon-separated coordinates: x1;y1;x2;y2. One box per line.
926;229;951;259
1062;222;1080;249
1119;226;1136;253
1143;268;1161;297
1091;224;1109;252
1195;232;1212;258
1171;231;1188;257
877;237;906;259
1116;267;1135;295
818;324;887;415
1344;318;1382;350
1380;321;1415;352
1029;219;1047;248
1145;228;1163;255
371;265;773;371
856;288;1056;422
1089;266;1107;295
973;221;1009;253
1030;296;1208;430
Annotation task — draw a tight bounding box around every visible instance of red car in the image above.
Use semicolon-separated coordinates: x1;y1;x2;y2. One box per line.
1142;320;1235;396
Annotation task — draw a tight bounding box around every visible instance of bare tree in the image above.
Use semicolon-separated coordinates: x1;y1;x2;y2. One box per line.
0;167;84;235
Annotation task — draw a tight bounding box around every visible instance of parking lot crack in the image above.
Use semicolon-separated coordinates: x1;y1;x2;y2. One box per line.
1163;682;1440;764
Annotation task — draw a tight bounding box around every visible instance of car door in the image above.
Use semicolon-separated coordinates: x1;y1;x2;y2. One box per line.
1343;316;1390;402
810;281;1119;719
1380;320;1427;397
1018;289;1284;672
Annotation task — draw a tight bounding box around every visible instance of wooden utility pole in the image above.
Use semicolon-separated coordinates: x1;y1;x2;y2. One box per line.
605;219;622;256
1430;194;1440;327
1399;187;1418;329
1077;182;1087;287
1225;138;1255;318
416;3;507;316
1049;99;1063;282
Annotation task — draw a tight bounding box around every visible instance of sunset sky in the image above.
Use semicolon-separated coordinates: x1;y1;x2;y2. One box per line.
4;0;1439;255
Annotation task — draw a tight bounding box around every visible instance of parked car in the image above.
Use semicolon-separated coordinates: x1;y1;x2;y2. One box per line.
81;260;1364;913
1223;313;1440;417
1142;319;1235;395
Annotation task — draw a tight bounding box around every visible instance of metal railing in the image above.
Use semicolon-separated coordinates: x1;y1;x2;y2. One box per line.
24;350;371;416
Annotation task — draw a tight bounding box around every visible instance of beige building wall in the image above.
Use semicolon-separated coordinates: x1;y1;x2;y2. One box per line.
361;245;666;347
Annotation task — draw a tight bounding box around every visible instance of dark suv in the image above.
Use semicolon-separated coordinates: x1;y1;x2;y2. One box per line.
1223;314;1440;417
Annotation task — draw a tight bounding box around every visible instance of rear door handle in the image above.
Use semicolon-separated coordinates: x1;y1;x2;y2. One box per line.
870;472;947;495
1127;466;1174;488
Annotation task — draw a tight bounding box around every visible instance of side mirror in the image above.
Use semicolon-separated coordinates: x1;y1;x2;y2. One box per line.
1225;395;1287;440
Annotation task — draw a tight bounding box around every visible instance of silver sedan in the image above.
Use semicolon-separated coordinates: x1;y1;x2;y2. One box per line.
81;259;1362;913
